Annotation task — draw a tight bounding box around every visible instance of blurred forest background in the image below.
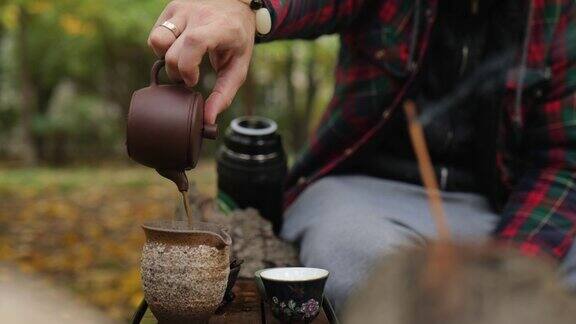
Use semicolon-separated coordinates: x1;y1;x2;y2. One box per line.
0;0;338;321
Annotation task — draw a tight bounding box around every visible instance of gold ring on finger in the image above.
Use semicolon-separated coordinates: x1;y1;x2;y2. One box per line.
160;21;181;38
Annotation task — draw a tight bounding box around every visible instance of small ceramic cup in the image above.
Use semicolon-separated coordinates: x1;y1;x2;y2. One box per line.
259;267;329;323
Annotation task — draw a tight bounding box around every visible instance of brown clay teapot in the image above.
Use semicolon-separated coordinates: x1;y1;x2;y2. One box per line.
126;60;217;191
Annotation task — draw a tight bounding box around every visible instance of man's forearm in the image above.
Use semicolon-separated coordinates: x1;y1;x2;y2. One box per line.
496;166;576;260
261;0;368;40
489;0;576;261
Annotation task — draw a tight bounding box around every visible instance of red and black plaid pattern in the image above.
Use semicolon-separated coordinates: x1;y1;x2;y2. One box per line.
262;0;576;260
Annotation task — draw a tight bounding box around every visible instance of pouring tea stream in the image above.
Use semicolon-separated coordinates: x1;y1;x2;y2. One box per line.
127;60;234;323
126;60;218;226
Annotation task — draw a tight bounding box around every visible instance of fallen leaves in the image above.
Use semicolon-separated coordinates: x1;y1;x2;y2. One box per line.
0;164;216;321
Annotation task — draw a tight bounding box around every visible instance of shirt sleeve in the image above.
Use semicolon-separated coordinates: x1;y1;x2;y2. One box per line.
496;1;576;259
260;0;368;40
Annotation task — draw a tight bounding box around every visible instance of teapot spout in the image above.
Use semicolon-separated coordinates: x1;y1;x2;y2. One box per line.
156;169;189;192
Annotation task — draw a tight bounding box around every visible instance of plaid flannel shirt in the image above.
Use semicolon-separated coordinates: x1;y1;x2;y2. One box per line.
260;0;576;260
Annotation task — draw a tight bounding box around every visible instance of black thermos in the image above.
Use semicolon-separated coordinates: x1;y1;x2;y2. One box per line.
216;116;287;234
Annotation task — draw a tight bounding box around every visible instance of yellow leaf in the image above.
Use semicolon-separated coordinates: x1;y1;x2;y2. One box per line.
18;262;35;274
59;14;95;37
29;0;53;14
1;4;18;30
0;243;13;261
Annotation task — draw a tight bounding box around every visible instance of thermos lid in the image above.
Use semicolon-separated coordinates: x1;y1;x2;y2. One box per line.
221;116;284;160
231;116;277;136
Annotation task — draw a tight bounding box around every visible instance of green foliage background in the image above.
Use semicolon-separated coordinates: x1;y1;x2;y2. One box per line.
0;2;338;321
0;0;339;165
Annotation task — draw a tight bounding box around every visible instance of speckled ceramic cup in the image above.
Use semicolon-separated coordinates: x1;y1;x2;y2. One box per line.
141;220;231;324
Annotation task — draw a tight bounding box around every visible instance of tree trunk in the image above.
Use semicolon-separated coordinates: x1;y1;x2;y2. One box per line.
304;43;318;136
286;43;319;152
16;6;39;166
241;70;256;116
285;47;300;152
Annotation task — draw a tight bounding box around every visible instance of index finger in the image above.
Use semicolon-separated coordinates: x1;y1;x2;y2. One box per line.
204;57;250;124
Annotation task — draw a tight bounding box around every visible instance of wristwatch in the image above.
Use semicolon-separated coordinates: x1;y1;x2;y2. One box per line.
239;0;272;35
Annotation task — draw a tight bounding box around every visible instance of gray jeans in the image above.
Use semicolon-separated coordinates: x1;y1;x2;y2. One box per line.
281;175;576;310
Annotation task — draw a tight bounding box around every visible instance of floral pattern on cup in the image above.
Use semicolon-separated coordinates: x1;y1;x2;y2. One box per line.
272;296;320;319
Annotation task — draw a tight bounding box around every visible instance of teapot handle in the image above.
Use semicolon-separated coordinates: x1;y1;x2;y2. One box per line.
150;60;166;86
149;60;219;139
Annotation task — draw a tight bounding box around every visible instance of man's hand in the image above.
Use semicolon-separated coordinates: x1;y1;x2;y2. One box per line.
148;0;256;124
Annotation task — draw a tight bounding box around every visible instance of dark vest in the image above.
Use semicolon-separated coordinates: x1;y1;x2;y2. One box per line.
335;0;527;201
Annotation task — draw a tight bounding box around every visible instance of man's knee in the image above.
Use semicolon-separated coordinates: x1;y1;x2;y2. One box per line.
297;218;416;310
560;242;576;290
298;216;416;270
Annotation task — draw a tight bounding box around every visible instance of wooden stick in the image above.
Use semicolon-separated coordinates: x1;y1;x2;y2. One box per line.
403;100;451;242
404;101;461;315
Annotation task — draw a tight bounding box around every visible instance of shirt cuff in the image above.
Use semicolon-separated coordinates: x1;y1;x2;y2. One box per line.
495;234;571;262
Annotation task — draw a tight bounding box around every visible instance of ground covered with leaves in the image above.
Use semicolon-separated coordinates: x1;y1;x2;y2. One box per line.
0;162;216;321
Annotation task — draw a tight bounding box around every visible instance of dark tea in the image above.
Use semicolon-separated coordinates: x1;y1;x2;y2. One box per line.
181;190;193;227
